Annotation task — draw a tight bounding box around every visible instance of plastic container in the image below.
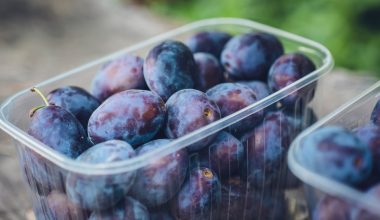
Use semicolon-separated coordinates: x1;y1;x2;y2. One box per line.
0;18;333;219
288;81;380;219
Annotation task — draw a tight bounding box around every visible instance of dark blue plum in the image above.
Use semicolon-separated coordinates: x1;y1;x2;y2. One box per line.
206;82;264;133
171;167;221;220
88;89;166;146
237;80;271;100
221;32;284;80
144;40;196;100
91;53;146;102
165;89;221;151
286;107;318;139
193;52;224;92
201;131;244;179
268;53;316;110
312;196;351;220
186;31;231;58
45;191;89;220
299;126;372;185
354;124;380;176
66;140;136;210
47;86;100;129
130;139;189;207
89;196;149;220
371;100;380;126
28;105;90;158
241;111;292;188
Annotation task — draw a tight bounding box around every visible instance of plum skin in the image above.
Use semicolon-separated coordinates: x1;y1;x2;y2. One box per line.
130;139;189;208
65;140;136;211
241;111;292;188
206;82;264;134
186;31;231;58
88;89;166;147
47;86;100;130
144;40;196;101
28;105;90;158
165;89;221;151
91;53;146;102
221;32;284;80
268;53;316;110
298;126;372;185
170;167;221;220
193;52;224;92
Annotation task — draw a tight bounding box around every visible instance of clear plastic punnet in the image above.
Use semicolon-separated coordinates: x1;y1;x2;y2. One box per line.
289;81;380;219
0;18;333;219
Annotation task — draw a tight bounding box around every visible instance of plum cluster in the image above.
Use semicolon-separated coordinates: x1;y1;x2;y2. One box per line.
300;100;380;219
25;30;317;219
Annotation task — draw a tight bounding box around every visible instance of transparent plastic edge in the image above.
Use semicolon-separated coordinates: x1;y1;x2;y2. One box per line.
287;80;380;216
0;17;333;175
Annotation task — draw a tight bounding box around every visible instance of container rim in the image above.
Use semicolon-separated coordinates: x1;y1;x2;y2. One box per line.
0;17;333;175
288;80;380;216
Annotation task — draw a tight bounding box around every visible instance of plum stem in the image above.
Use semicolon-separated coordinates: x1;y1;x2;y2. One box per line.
31;87;49;106
29;105;45;117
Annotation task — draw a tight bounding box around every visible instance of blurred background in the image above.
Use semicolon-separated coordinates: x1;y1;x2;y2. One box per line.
0;0;379;219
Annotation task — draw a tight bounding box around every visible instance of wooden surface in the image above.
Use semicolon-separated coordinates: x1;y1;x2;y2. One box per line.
0;2;378;219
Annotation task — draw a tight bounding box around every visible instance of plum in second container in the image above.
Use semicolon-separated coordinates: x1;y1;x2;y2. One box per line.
66;140;136;210
312;195;351;220
130;139;189;207
88;89;166;146
165;89;221;151
91;53;146;102
144;40;196;101
298;126;372;185
171;167;221;220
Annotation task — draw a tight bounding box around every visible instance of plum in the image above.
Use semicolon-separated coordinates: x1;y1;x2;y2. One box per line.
193;52;224;91
144;40;196;100
91;53;146;102
88;89;166;146
312;196;351;220
268;53;316;110
47;86;100;129
221;32;284;80
201;131;244;180
89;196;149;220
165;89;221;151
130;139;189;207
186;31;231;58
66;140;136;210
241;111;292;188
150;206;175;220
298;126;372;185
237;80;271;100
171;167;221;220
206;82;264;133
28;90;90;158
354;124;380;176
45;191;89;220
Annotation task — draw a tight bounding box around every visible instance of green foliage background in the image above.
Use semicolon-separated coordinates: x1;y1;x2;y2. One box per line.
148;0;380;75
